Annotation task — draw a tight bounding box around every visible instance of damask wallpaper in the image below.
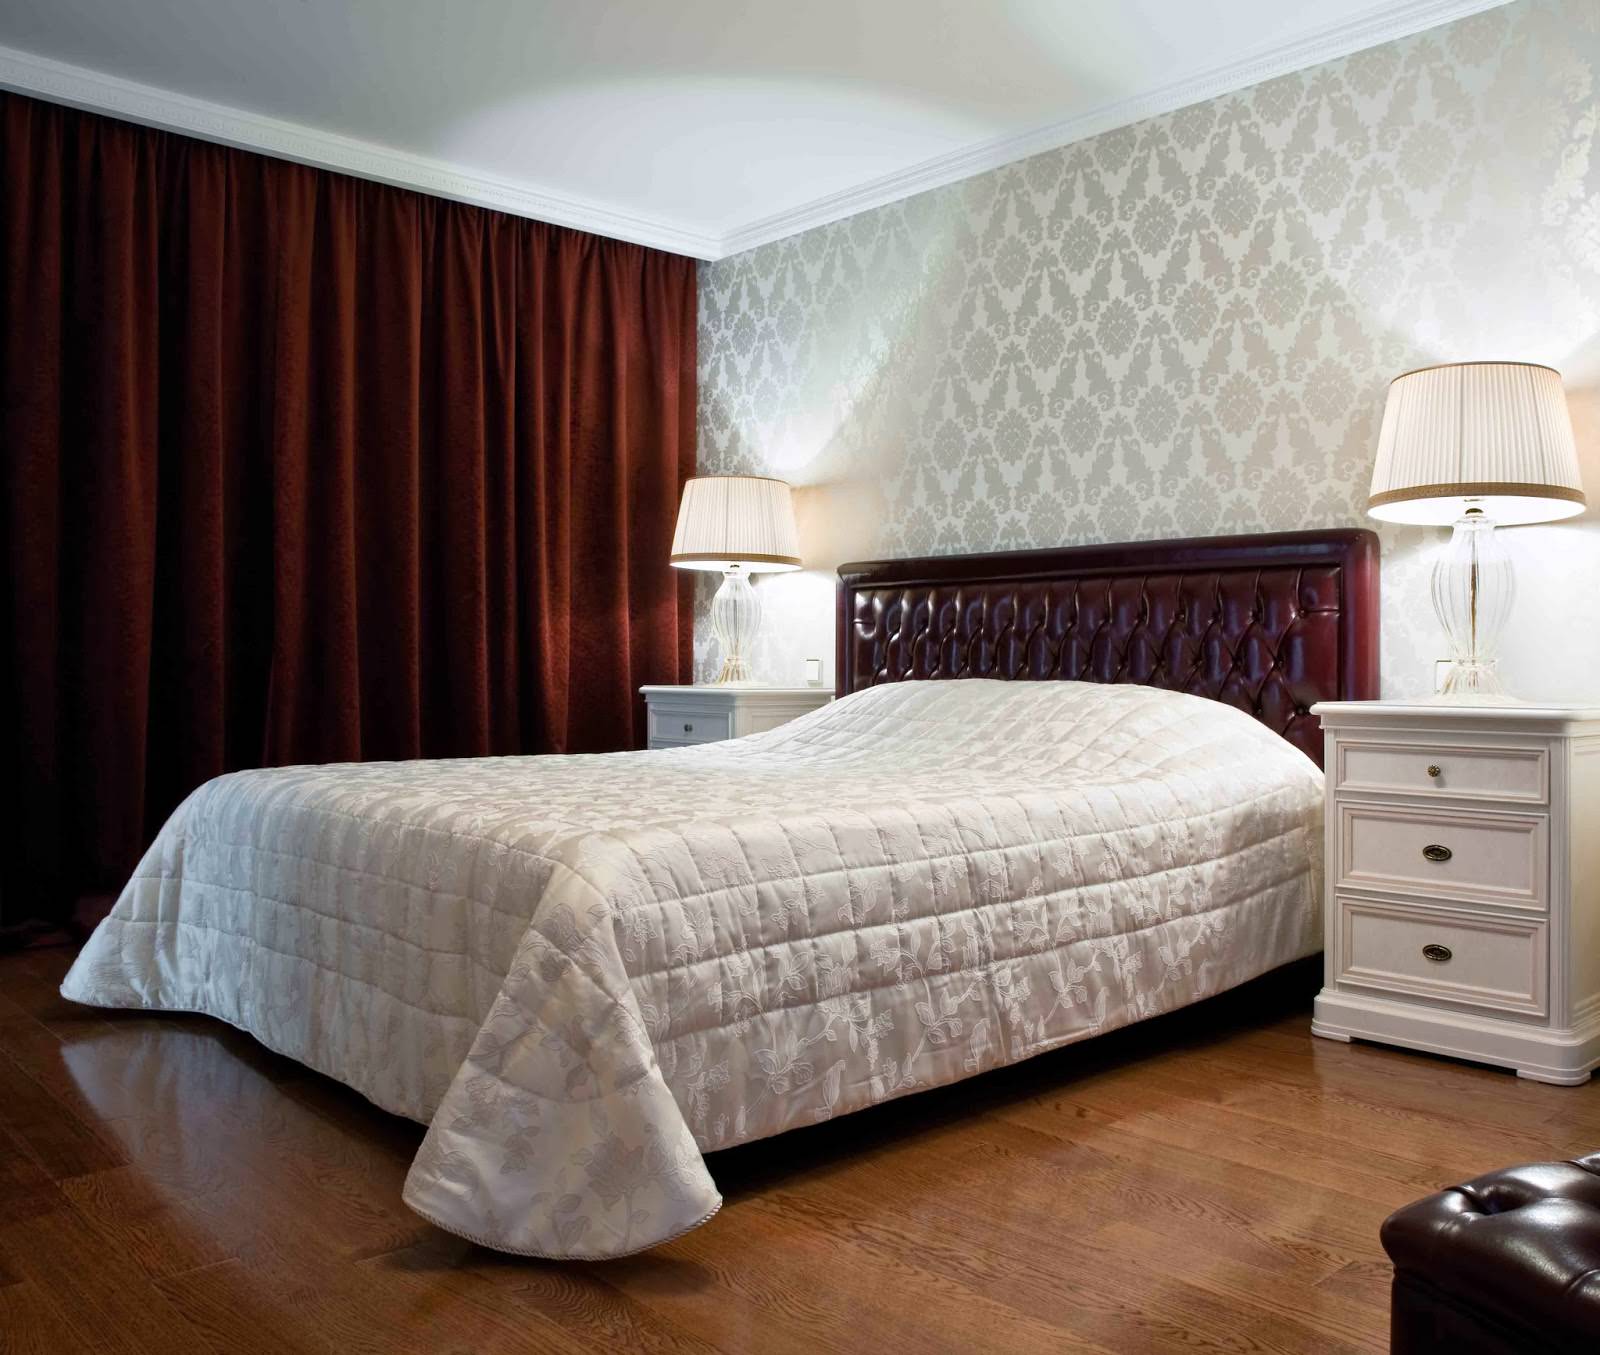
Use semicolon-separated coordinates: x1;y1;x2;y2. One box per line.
694;0;1600;701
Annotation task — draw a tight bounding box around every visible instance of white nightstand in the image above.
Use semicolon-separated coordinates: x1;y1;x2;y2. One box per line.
1311;700;1600;1084
640;685;832;750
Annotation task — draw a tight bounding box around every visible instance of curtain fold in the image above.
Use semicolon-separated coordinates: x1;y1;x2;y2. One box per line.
0;93;696;929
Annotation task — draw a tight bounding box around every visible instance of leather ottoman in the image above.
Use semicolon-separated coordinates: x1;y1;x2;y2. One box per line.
1380;1154;1600;1353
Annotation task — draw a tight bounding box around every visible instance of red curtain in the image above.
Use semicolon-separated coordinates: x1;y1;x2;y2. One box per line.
0;92;697;930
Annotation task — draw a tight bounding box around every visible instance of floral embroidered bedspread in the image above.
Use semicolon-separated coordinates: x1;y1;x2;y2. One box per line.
63;679;1323;1257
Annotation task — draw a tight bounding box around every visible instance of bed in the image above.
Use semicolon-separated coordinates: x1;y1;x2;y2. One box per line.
62;527;1379;1259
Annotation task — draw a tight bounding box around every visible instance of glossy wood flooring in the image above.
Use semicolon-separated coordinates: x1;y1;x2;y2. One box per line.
3;948;1598;1355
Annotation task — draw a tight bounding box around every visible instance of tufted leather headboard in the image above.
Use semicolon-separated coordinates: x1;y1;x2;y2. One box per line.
836;529;1379;768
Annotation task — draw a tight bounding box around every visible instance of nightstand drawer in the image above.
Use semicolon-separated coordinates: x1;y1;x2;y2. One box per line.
1336;802;1547;911
647;706;733;745
1336;897;1547;1018
1334;740;1547;804
641;686;833;750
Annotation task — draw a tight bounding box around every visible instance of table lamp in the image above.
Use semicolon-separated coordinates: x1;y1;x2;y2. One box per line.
1368;361;1586;699
670;475;801;685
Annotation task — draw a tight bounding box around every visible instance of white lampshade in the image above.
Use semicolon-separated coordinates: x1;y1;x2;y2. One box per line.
1368;361;1586;526
670;475;801;572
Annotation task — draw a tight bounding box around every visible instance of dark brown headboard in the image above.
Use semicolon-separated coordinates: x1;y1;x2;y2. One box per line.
836;529;1379;768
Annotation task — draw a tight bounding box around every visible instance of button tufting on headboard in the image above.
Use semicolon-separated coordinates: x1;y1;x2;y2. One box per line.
836;529;1380;769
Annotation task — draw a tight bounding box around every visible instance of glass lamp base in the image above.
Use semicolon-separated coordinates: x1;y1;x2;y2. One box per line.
709;567;761;686
1430;514;1514;702
1437;660;1506;698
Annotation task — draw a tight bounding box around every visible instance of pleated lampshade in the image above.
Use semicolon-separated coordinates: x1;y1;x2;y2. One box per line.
1368;361;1586;526
669;475;802;572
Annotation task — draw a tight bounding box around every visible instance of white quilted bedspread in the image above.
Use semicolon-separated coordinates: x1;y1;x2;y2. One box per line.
63;679;1324;1258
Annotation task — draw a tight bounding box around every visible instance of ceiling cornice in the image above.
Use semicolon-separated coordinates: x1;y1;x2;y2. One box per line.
0;42;726;259
0;0;1510;264
718;0;1513;256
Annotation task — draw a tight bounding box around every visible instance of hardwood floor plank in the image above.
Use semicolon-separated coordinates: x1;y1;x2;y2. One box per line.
0;1037;128;1181
85;1110;246;1202
1316;1258;1395;1313
172;1085;436;1261
717;1102;1353;1352
57;1165;237;1280
362;1238;738;1355
734;1183;1294;1355
976;1131;1376;1276
0;1281;98;1355
0;1124;66;1229
1010;1073;1459;1207
1235;1025;1600;1134
674;1188;1123;1355
1091;1219;1386;1351
3;951;117;1038
599;1217;887;1354
0;1206;222;1355
149;1259;345;1355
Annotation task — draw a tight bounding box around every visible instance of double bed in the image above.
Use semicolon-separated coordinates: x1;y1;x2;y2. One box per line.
62;528;1379;1259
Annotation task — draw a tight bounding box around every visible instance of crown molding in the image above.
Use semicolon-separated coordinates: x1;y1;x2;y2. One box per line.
0;0;1510;263
0;43;725;260
717;0;1513;257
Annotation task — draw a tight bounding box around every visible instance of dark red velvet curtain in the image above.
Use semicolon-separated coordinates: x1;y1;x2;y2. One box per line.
0;93;696;929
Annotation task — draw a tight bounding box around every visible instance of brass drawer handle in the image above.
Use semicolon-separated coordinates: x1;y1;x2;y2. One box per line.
1422;943;1453;963
1422;843;1453;863
1426;764;1441;778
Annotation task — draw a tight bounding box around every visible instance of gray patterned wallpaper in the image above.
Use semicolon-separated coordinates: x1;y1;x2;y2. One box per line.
693;0;1600;702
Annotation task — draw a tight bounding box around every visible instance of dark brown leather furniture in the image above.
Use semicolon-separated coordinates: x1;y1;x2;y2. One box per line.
1381;1154;1600;1353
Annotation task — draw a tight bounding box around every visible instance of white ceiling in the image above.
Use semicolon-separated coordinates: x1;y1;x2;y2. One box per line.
0;0;1509;259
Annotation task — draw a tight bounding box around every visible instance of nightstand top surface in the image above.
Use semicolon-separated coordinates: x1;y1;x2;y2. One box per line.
1313;698;1600;723
640;685;829;696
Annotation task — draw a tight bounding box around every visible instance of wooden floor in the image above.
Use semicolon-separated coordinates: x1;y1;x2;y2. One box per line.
3;949;1598;1355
